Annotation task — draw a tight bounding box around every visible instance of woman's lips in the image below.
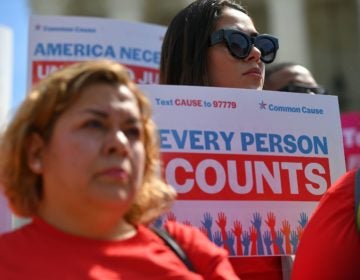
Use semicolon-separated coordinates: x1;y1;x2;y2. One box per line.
99;167;129;181
243;68;262;77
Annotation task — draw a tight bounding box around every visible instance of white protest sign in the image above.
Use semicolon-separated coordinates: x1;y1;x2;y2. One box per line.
28;15;165;86
141;84;345;256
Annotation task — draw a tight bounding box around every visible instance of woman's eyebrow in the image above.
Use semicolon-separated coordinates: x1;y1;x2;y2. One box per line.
81;108;108;118
81;108;142;125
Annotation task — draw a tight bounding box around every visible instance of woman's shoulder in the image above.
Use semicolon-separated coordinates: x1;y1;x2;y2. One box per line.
164;221;207;246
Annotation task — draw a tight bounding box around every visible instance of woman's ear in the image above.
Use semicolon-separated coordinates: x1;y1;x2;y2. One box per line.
27;133;45;174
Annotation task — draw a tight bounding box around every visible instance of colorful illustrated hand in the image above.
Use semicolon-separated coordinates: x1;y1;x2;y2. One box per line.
249;226;257;242
241;231;250;256
266;212;276;229
298;212;308;228
251;212;262;231
232;220;243;237
274;230;285;254
213;230;223;247
297;225;304;241
199;226;208;237
281;220;291;237
290;230;299;253
202;212;213;230
153;217;163;229
216;212;227;230
263;230;273;255
226;231;236;256
166;211;177;222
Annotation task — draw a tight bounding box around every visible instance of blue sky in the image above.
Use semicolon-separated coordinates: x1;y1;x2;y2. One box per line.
0;0;29;109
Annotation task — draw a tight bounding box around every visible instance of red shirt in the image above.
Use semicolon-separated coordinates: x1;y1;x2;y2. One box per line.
0;218;239;279
292;169;360;280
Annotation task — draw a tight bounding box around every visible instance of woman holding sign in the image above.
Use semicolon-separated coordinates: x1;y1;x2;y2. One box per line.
0;60;239;279
160;0;283;279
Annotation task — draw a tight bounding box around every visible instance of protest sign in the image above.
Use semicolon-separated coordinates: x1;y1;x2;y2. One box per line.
141;84;346;256
341;112;360;170
28;15;165;86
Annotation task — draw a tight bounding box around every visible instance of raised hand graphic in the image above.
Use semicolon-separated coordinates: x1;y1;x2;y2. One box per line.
263;230;273;255
281;219;292;254
232;220;243;255
252;212;264;255
290;230;299;253
153;216;163;229
202;212;213;241
241;230;250;256
216;212;230;252
183;220;192;227
213;230;223;247
297;225;304;241
274;230;285;254
266;212;279;254
226;231;236;256
199;226;208;238
298;212;308;229
249;226;258;255
166;211;177;222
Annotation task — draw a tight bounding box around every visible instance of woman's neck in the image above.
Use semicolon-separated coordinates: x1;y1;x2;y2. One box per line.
37;204;137;241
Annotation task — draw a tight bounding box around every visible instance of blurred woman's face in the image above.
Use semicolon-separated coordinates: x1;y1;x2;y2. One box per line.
207;7;264;90
32;83;145;219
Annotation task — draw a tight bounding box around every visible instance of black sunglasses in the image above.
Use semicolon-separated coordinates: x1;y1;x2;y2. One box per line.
278;83;328;95
209;28;279;64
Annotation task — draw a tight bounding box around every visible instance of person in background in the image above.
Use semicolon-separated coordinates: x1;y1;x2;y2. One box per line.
160;0;284;279
291;168;360;279
0;60;239;279
263;62;328;94
264;64;360;279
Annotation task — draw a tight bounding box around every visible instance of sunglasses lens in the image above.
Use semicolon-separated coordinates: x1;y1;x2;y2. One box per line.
279;84;327;95
256;36;277;63
228;33;250;58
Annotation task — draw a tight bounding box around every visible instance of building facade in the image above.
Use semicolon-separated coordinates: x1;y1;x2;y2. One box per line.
29;0;360;111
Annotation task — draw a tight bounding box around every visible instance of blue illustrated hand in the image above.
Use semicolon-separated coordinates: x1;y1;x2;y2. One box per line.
213;230;223;247
274;230;285;254
252;212;264;255
263;230;273;255
202;212;213;241
290;230;299;253
153;216;163;229
226;230;236;256
241;231;250;256
298;212;308;228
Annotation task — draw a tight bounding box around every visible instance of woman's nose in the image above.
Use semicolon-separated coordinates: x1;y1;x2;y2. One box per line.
104;130;129;156
245;45;262;62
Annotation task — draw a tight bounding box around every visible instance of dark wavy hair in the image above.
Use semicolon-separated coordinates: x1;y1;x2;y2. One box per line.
160;0;248;85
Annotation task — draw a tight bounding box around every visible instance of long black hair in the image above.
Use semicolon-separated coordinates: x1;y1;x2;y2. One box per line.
160;0;248;85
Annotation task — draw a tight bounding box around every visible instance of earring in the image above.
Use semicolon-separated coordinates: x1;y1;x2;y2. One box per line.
31;160;42;173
